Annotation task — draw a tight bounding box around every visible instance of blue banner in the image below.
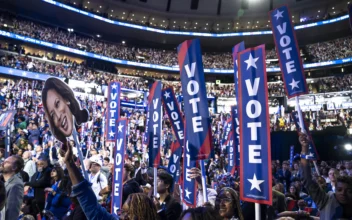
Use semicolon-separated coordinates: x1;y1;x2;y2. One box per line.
143;104;149;145
291;111;320;160
42;0;349;37
289;145;294;168
106;82;121;142
177;39;212;161
112;118;127;215
237;45;272;205
183;132;198;207
270;6;309;98
221;118;232;148
232;42;245;99
226;131;236;175
167;140;182;186
162;87;184;147
147;81;162;168
231;106;240;169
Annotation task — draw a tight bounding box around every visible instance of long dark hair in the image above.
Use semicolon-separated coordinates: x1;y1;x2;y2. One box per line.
42;78;88;143
216;187;244;220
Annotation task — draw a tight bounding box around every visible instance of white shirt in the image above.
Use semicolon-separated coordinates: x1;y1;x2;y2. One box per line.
88;171;108;200
23;159;36;179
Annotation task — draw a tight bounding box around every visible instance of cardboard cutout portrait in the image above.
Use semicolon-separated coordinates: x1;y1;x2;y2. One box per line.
42;78;89;151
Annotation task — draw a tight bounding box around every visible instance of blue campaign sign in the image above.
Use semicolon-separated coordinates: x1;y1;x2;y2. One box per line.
106;82;121;142
167;140;182;186
147;81;162;168
237;45;272;205
226;131;236;175
43;0;349;37
231;106;240;169
177;39;212;161
161;87;184;147
112;118;127;215
291;111;320;160
183;130;198;207
289;145;294;168
221;118;232;148
232;41;245;99
270;6;308;98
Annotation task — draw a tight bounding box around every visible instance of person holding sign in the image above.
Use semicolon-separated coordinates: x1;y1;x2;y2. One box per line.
299;133;352;219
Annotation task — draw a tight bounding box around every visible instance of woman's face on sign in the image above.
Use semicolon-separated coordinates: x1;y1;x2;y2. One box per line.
46;89;73;137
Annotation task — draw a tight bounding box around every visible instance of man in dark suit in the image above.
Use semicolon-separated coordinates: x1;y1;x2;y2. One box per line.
154;172;182;220
1;155;24;220
24;155;51;214
276;161;292;193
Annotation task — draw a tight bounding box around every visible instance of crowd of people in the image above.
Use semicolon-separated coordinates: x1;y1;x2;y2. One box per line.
0;81;351;219
0;11;351;71
2;46;352;101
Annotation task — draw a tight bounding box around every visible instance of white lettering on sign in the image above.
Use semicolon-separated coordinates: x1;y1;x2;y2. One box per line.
276;22;297;74
151;98;160;149
184;62;204;133
244;77;263;164
185;141;191;182
166;98;184;140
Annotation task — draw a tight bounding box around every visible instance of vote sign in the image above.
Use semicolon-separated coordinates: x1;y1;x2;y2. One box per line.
237;45;272;205
231;106;240;169
147;81;162;168
167;140;182;186
111;118;127;215
177;39;212;160
161;87;184;147
270;6;308;98
106;82;121;142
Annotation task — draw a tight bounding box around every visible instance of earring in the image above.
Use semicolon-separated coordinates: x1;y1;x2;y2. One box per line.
67;102;70;105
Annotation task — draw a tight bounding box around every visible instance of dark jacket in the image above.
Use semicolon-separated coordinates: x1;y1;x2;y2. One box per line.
276;169;291;192
135;168;147;186
28;129;40;145
5;174;24;220
25;166;52;211
122;178;142;205
301;161;351;219
63;204;87;220
158;194;182;220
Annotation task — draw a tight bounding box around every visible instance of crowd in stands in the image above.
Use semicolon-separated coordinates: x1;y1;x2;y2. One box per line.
0;77;351;219
0;11;352;71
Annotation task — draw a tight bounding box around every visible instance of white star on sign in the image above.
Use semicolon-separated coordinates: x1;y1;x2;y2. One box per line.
8;69;13;74
111;83;117;90
309;152;314;157
289;79;300;89
22;72;27;76
244;53;259;70
35;74;39;78
247;174;265;192
163;91;170;99
274;9;284;20
185;188;192;199
118;124;124;132
109;131;115;137
114;205;119;214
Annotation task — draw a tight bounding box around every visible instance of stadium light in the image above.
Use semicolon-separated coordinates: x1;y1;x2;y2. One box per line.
122;41;125;44
345;144;352;151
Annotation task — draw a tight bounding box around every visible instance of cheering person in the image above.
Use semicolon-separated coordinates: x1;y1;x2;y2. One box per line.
215;187;244;220
44;165;71;219
299;133;352;219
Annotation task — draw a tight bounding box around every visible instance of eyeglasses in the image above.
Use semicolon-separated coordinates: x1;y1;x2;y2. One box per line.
216;198;233;204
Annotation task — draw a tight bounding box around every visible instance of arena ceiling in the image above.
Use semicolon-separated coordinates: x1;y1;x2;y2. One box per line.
3;0;351;51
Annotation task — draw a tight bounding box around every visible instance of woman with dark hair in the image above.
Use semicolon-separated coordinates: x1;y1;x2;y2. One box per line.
44;165;71;219
179;205;222;220
42;77;88;145
215;187;244;220
120;193;159;220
